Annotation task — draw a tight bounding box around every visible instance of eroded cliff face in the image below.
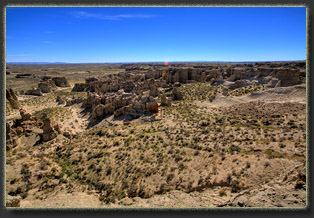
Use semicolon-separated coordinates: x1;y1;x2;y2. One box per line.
70;64;304;125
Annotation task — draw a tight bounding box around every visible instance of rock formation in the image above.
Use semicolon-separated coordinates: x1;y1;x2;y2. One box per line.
19;108;32;121
41;113;59;142
38;79;57;93
72;83;88;92
68;62;305;125
6;88;19;111
52;77;70;87
6;108;42;150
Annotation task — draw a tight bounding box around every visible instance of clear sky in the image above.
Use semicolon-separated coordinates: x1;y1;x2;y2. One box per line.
6;7;306;63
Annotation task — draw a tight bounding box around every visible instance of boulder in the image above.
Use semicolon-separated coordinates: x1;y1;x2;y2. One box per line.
147;102;159;113
19;108;32;121
16;126;24;136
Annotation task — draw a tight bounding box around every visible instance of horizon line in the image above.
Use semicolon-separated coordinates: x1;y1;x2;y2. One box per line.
6;60;306;64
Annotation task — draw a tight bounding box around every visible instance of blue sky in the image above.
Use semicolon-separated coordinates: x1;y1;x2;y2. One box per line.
6;7;306;63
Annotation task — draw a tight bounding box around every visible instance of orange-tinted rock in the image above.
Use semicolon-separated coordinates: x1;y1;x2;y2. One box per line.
147;102;159;113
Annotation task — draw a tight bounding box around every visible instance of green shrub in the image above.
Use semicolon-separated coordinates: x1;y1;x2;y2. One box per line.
219;189;227;197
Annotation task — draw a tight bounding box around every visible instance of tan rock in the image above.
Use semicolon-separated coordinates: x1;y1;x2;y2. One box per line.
52;77;70;87
41;113;58;142
6;88;19;109
19;108;32;121
38;79;57;93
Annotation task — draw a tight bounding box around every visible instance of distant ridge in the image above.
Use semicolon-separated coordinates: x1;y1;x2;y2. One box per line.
6;60;305;65
6;62;68;65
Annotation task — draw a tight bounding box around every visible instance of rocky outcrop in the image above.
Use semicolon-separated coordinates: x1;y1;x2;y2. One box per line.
38;79;57;93
25;88;43;96
271;69;301;87
6;88;19;110
84;87;160;121
19;108;32;121
41;113;58;142
71;62;306;124
6;108;42;150
72;83;88;92
91;104;112;119
41;76;70;88
52;77;70;87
